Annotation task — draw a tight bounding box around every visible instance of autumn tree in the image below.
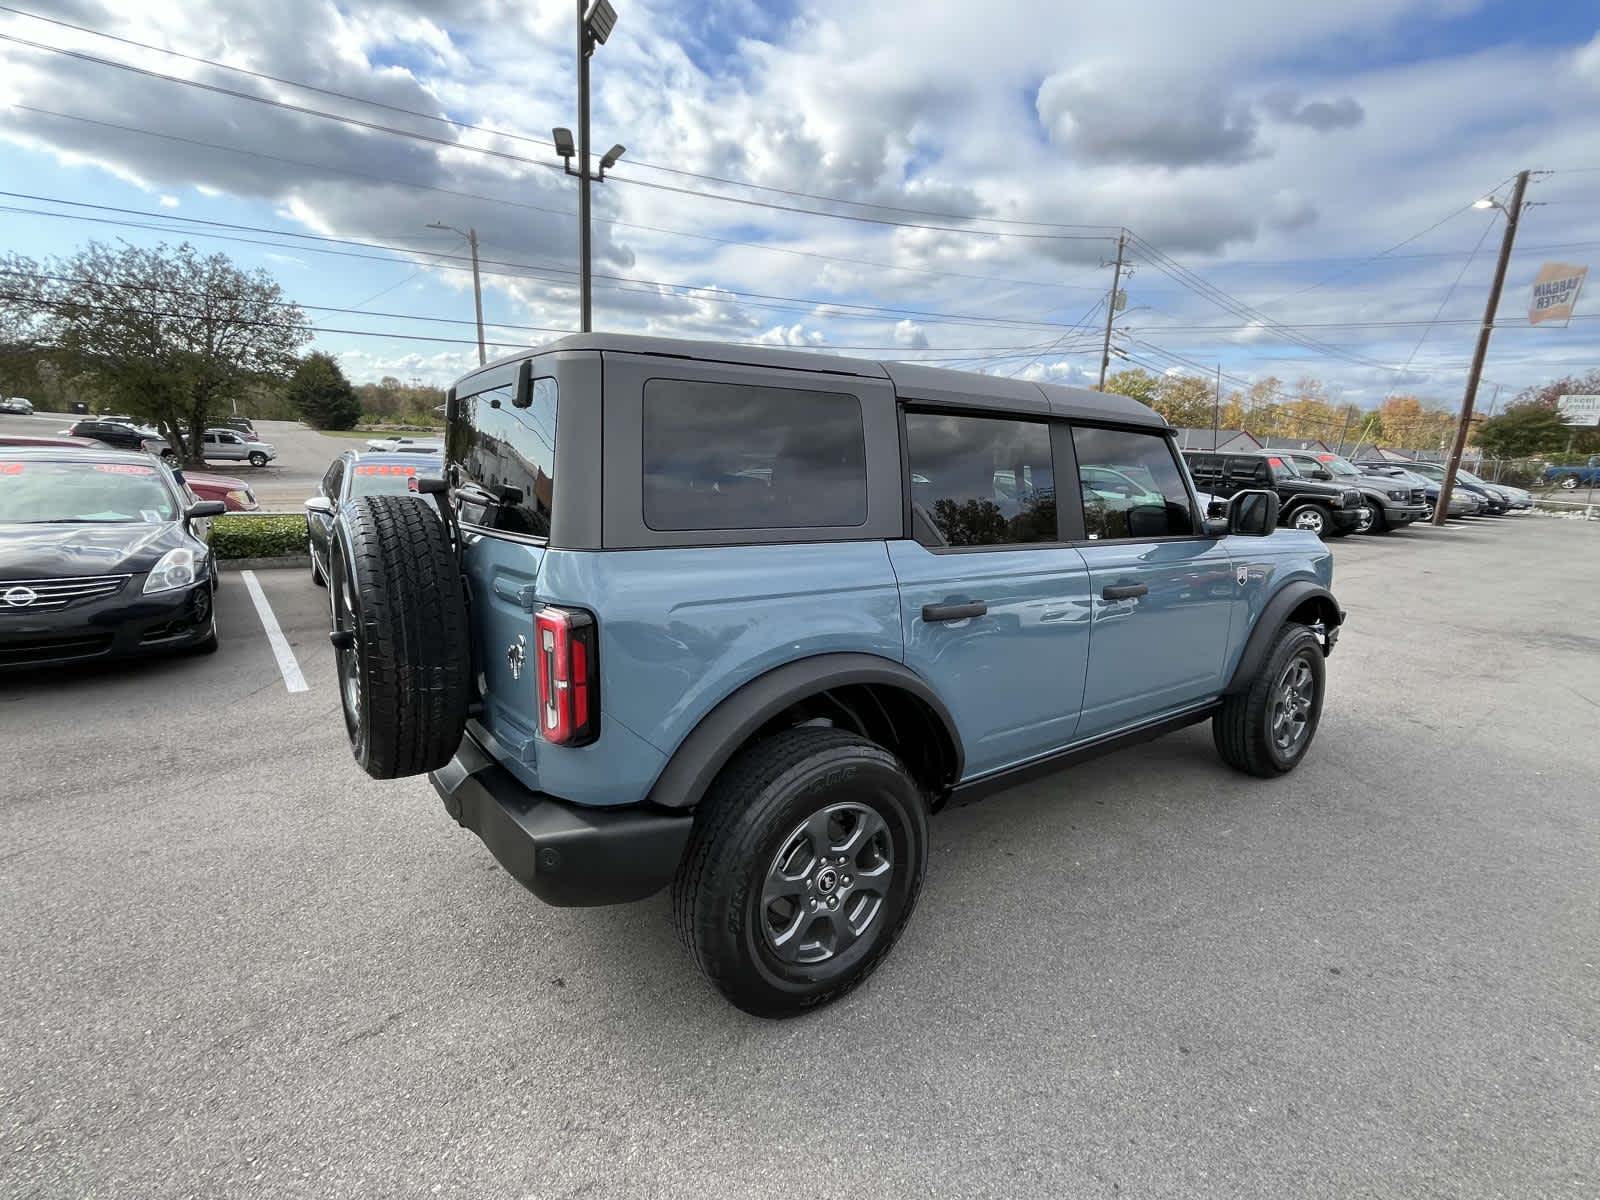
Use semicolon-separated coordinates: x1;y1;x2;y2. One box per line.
3;242;309;462
1473;403;1570;459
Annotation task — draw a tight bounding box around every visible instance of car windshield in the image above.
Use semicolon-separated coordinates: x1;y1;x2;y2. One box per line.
348;461;438;498
1317;455;1361;477
0;460;178;524
1456;468;1487;485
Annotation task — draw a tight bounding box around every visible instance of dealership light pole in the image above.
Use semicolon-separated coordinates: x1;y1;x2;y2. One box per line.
555;0;626;333
1433;169;1530;525
426;222;486;365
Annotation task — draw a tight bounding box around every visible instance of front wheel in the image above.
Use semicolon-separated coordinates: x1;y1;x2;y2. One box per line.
1559;475;1579;490
672;728;929;1018
1213;623;1325;777
1287;505;1328;537
248;452;268;468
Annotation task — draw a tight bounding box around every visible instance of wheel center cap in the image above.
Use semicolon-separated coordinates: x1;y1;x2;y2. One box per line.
815;866;839;894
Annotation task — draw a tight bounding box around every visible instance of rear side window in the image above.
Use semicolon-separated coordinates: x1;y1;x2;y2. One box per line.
451;376;557;536
1071;426;1195;541
904;412;1056;548
642;378;866;531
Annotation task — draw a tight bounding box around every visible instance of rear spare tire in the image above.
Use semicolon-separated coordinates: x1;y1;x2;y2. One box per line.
331;495;470;779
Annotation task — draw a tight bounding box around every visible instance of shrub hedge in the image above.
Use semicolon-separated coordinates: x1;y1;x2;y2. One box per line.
212;514;308;560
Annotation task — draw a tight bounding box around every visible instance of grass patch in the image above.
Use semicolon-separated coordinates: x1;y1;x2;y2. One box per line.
212;514;308;559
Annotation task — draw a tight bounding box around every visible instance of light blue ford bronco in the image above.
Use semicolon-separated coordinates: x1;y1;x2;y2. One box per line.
328;334;1344;1016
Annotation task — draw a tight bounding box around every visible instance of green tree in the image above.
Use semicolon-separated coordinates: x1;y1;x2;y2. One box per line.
3;242;309;462
288;351;362;430
1103;368;1158;407
1474;402;1572;458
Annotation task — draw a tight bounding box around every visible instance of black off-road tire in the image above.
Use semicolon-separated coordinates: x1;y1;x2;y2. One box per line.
1365;503;1388;534
671;728;929;1018
1213;622;1325;778
331;495;470;779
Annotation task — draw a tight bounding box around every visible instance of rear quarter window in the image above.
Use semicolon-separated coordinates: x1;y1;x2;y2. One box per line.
641;378;867;531
450;376;557;536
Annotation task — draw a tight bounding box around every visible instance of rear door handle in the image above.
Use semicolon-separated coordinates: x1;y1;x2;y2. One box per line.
922;601;987;622
1101;583;1149;601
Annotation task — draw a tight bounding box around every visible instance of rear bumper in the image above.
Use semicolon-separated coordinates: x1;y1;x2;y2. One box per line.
431;730;694;908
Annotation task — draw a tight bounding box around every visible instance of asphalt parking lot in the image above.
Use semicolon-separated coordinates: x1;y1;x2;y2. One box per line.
3;516;1598;1199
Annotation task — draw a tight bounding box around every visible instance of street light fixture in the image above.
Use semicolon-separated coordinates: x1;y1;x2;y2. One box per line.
557;0;624;332
427;221;486;366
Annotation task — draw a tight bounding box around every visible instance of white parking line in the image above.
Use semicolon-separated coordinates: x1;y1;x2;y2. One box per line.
240;570;309;694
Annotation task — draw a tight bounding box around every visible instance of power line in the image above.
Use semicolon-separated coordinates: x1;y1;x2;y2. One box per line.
0;31;1117;245
0;269;1081;355
0;3;1120;233
0;192;1103;332
1395;211;1498;376
11;104;1104;296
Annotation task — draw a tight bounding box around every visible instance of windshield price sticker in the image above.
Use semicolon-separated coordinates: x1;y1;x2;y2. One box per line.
355;464;417;476
93;464;155;476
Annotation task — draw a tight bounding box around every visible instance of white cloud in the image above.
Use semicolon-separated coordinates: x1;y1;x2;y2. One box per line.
158;193;179;208
893;319;928;349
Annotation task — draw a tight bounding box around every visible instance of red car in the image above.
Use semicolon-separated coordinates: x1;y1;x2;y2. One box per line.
179;469;259;512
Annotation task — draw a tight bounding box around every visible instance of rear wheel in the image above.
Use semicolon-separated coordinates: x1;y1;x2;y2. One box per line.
1559;475;1579;490
672;728;929;1018
331;495;470;779
1213;623;1325;777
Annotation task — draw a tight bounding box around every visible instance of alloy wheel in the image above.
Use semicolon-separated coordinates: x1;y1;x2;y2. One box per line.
1291;508;1325;534
1270;654;1316;756
761;802;894;965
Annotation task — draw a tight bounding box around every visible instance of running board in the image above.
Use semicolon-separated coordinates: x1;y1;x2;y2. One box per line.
947;701;1222;806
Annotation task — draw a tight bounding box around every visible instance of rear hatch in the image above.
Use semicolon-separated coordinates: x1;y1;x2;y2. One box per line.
446;370;558;770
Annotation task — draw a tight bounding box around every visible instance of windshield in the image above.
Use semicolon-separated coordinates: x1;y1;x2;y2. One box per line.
1318;455;1361;477
1456;468;1487;485
348;461;439;498
0;460;179;524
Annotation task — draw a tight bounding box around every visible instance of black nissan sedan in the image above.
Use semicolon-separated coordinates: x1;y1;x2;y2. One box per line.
0;447;226;669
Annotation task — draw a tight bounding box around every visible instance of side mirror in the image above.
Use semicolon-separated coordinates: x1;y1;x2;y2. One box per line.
1310;467;1333;481
304;496;335;516
513;359;533;409
186;499;227;519
1227;489;1280;536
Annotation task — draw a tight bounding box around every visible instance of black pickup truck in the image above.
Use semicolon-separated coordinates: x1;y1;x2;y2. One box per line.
1183;450;1366;539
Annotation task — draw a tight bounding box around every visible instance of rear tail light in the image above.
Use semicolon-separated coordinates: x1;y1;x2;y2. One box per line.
533;605;599;746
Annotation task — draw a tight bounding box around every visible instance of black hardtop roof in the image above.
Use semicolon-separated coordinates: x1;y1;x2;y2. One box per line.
456;333;1168;430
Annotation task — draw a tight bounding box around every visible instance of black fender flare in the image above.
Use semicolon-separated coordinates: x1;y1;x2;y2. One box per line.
645;653;964;811
1225;582;1343;694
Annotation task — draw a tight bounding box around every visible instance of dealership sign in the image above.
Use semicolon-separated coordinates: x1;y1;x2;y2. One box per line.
1529;262;1587;325
1557;395;1600;427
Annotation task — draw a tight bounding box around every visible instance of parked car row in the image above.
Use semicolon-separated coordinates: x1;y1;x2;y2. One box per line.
1183;447;1531;540
58;417;278;467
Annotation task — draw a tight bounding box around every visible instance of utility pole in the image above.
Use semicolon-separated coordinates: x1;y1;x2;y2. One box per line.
1097;231;1126;390
467;227;486;365
1213;364;1221;445
1434;169;1530;525
426;222;487;365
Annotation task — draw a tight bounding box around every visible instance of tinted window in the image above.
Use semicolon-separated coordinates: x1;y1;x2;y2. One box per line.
905;412;1055;548
642;378;866;531
322;459;344;498
1071;426;1195;541
450;375;556;536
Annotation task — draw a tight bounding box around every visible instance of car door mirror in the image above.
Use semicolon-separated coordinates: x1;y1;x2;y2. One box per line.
1227;489;1279;536
1310;467;1333;481
186;499;227;519
305;496;335;515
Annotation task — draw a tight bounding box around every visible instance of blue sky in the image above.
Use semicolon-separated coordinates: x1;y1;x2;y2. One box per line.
0;0;1596;417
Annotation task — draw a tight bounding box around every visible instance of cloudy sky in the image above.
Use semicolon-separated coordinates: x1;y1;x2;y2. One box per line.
1;0;1596;412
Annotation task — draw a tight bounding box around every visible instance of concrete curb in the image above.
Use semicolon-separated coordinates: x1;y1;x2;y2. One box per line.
220;555;312;571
